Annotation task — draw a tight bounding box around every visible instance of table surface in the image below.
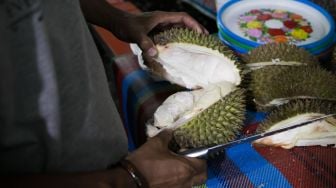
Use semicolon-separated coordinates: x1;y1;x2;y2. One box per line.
109;54;336;188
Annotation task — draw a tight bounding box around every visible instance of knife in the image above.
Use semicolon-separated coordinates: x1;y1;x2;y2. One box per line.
177;113;335;159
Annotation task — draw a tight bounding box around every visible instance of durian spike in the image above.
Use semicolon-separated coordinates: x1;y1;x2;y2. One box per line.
250;65;336;111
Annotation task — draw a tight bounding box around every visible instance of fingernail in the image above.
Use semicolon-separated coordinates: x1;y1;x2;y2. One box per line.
147;47;157;57
196;27;202;33
204;29;209;35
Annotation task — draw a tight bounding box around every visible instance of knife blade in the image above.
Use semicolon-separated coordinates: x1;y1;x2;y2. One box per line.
177;113;335;159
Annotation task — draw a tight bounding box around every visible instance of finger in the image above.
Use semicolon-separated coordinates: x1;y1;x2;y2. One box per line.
138;35;158;58
191;171;208;186
202;26;209;35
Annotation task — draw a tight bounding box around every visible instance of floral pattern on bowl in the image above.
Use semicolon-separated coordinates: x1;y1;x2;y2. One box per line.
238;9;313;44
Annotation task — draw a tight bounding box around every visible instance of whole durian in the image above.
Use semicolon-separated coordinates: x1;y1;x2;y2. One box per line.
250;65;336;110
254;99;336;149
173;88;246;148
131;28;243;90
242;43;318;70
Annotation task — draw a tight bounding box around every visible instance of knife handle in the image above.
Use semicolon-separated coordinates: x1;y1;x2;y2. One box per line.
168;138;209;159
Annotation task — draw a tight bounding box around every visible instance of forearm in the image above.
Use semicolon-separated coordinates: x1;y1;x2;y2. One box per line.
1;167;137;188
79;0;132;33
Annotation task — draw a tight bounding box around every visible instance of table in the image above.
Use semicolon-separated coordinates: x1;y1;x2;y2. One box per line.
108;54;336;188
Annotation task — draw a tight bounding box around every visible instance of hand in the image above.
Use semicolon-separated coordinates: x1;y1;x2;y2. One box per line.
126;130;207;188
110;11;208;58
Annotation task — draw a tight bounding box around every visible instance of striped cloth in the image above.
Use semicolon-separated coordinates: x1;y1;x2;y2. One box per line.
110;54;336;188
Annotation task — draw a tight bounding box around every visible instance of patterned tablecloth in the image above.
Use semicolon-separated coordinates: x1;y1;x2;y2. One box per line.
108;54;336;188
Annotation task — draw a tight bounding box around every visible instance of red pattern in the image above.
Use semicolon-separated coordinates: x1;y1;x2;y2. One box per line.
255;146;336;187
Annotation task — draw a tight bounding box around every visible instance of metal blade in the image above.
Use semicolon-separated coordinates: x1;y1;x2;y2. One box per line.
178;113;335;159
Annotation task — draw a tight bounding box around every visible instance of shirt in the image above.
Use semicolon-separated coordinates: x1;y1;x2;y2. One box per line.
0;0;128;174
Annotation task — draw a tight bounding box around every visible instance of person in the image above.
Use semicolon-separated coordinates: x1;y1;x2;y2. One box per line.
0;0;208;187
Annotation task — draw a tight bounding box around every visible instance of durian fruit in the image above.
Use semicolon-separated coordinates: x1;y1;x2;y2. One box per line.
146;82;246;143
131;28;243;90
173;88;246;149
254;99;336;149
250;65;336;110
242;43;318;70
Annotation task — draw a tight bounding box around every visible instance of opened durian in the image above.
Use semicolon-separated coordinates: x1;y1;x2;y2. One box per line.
131;28;242;89
146;83;246;149
242;43;318;70
250;65;336;109
254;99;336;149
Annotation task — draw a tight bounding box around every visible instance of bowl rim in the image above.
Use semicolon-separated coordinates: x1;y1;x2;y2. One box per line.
217;0;336;49
218;27;336;55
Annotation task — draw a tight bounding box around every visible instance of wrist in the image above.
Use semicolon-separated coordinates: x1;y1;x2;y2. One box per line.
111;166;138;188
118;159;149;188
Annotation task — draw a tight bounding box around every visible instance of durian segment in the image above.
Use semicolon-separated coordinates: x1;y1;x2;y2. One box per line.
242;43;318;69
254;99;336;149
173;89;246;149
251;65;336;108
150;28;242;89
155;43;241;89
146;82;236;137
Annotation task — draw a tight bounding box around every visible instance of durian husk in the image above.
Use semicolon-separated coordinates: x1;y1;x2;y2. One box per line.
153;28;237;60
148;28;246;89
250;65;336;111
242;43;318;66
173;89;246;149
254;99;336;149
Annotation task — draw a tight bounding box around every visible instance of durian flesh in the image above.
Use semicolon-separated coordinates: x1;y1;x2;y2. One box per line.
131;28;241;89
254;113;336;149
254;99;336;149
155;43;241;89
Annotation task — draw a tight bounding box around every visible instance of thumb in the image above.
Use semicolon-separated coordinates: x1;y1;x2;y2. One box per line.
138;35;158;58
155;130;174;146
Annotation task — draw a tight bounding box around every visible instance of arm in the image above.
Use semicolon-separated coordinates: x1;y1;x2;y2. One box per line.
2;131;207;188
2;168;137;188
79;0;208;57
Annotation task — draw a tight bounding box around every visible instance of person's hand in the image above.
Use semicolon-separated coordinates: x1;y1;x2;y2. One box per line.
126;130;207;188
110;11;208;58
